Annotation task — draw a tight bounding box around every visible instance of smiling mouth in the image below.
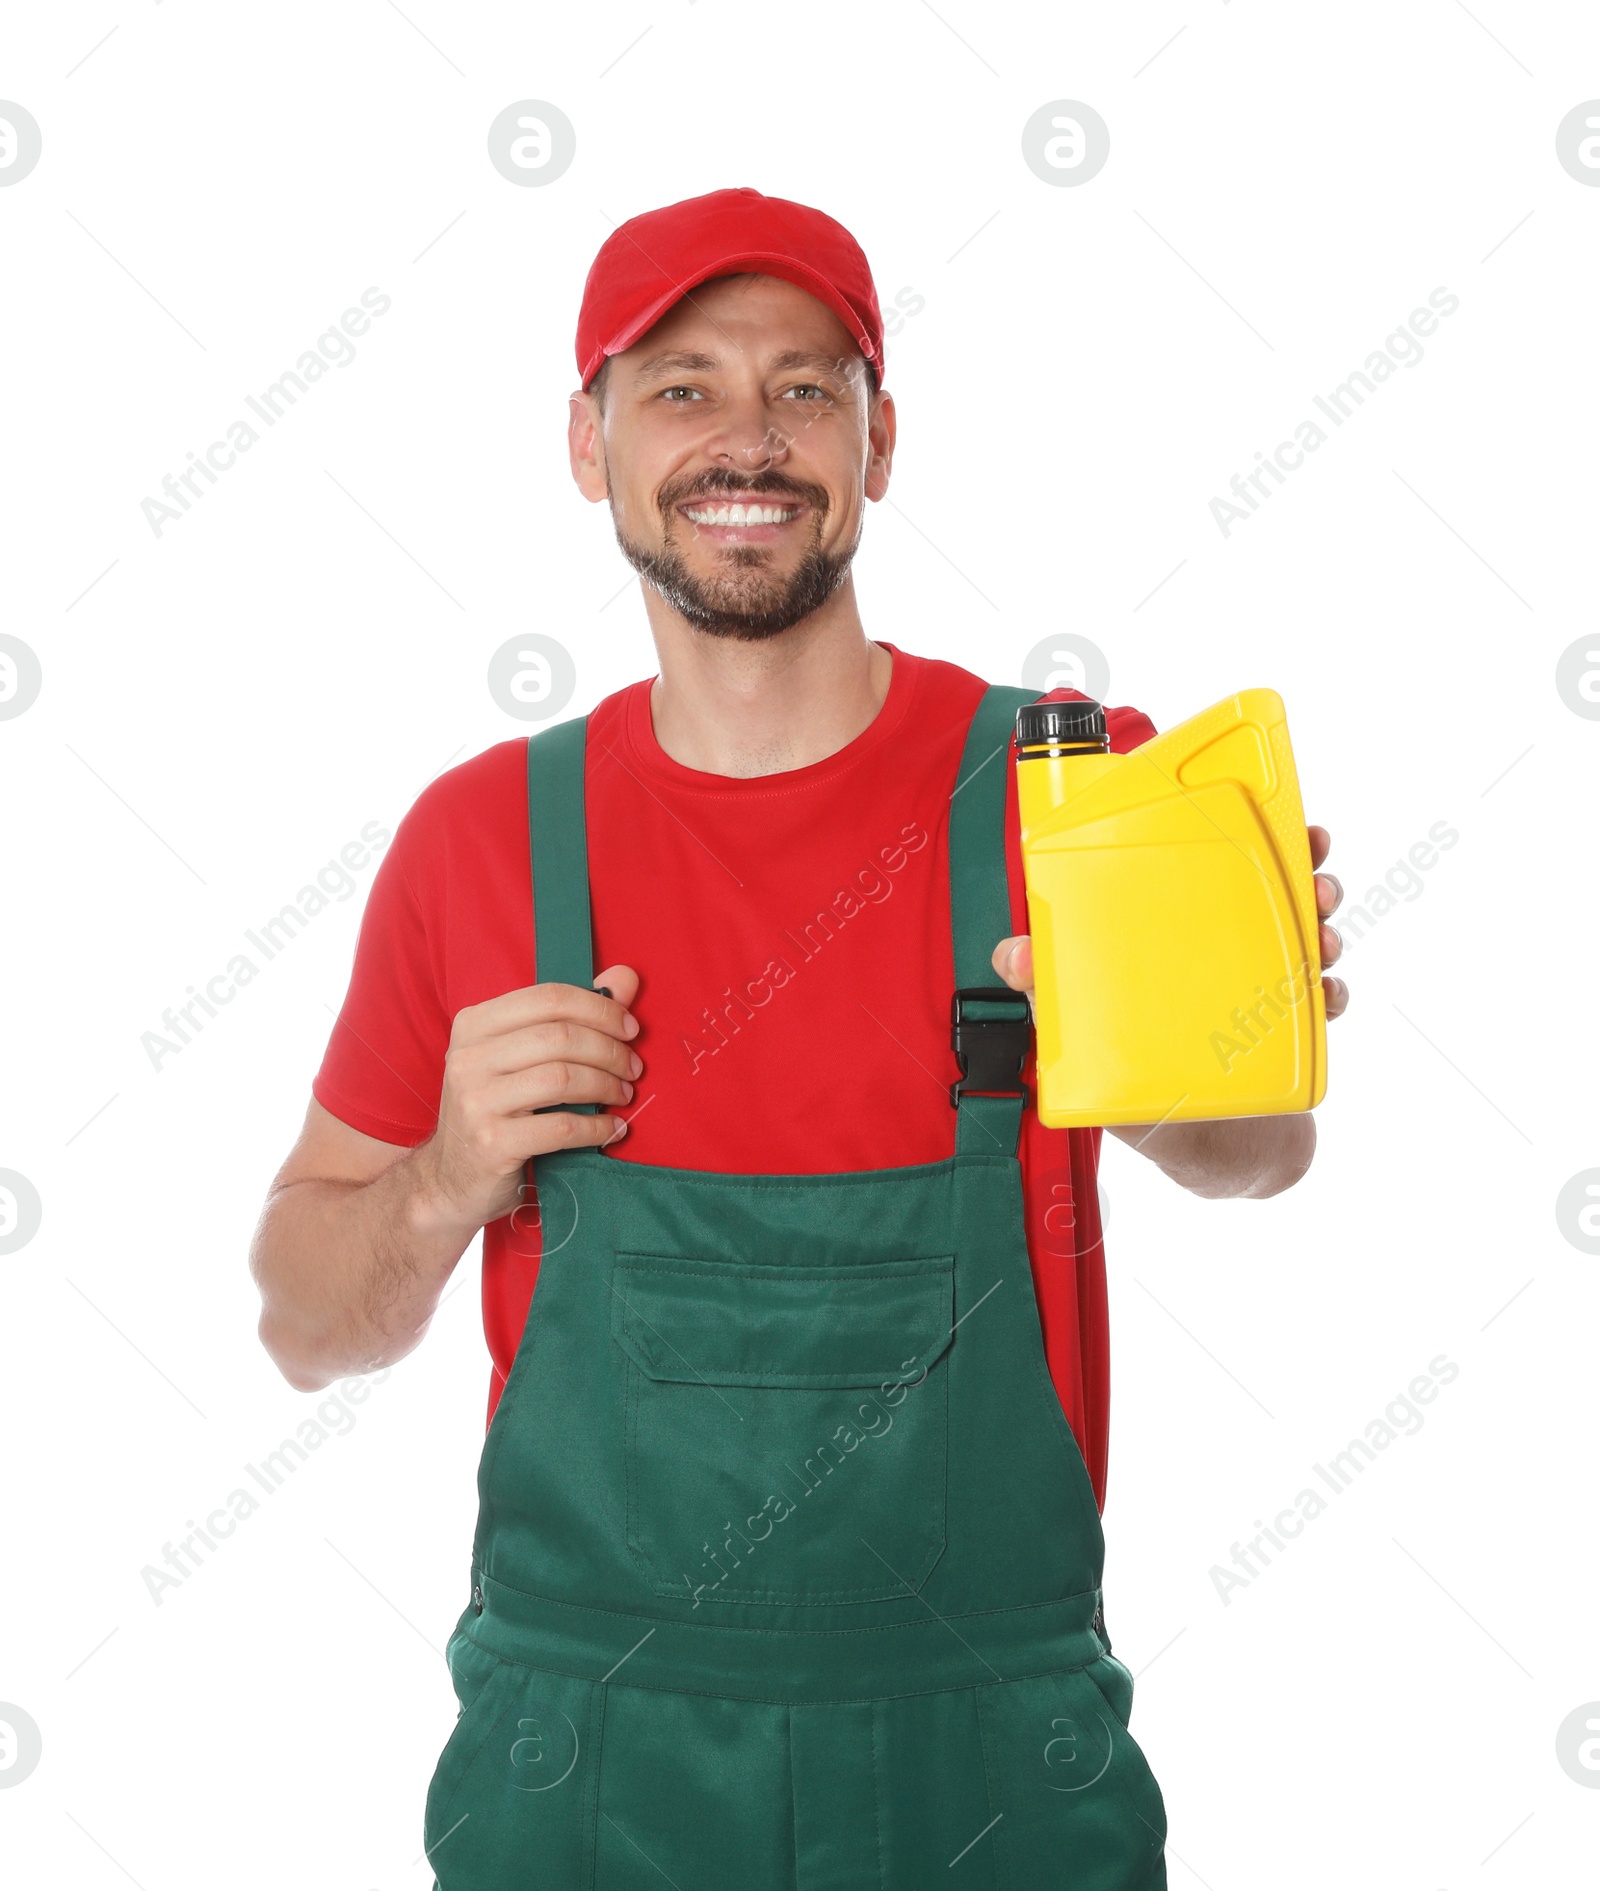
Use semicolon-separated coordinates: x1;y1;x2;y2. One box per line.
677;498;807;541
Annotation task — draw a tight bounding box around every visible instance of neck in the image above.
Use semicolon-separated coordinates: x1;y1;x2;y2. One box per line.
646;606;892;778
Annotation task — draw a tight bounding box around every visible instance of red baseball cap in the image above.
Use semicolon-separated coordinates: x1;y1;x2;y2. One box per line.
574;186;885;394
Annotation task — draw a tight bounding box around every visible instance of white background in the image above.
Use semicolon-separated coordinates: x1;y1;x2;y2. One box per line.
2;3;1597;1887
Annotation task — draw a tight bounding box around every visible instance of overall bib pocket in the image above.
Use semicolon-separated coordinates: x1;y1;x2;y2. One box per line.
611;1252;956;1605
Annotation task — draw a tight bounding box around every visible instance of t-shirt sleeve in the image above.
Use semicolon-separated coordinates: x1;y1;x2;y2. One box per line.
312;800;452;1148
1106;701;1157;752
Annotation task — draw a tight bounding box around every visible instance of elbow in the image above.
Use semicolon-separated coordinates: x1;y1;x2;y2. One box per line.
1244;1113;1317;1199
256;1308;342;1394
250;1216;380;1393
1161;1114;1319;1200
251;1239;339;1391
254;1297;415;1392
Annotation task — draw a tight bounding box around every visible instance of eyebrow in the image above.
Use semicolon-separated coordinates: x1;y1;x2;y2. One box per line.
628;347;858;383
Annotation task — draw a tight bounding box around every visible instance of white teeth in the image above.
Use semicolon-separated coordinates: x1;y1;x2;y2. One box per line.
683;502;799;527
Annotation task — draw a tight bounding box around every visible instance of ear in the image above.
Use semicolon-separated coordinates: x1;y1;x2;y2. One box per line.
864;388;896;503
569;389;609;503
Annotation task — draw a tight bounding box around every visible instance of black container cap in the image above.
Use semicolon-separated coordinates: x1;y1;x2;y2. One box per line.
1015;698;1108;746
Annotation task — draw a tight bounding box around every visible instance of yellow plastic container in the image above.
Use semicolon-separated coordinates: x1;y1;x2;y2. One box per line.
1016;689;1327;1129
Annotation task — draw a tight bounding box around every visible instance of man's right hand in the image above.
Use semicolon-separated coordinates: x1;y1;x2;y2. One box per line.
251;964;644;1391
417;962;643;1232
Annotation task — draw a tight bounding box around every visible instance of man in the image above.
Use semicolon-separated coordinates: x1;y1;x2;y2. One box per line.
251;187;1346;1889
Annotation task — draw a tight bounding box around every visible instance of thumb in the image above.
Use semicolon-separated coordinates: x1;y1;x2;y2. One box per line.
592;963;642;1012
991;935;1033;995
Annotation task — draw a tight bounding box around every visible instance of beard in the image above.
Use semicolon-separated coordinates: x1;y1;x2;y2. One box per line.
611;475;861;642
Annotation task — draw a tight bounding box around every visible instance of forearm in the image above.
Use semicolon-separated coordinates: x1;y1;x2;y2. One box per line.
1108;1111;1316;1199
250;1151;482;1392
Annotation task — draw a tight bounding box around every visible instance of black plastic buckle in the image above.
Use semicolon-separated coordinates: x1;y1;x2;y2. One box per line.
949;987;1031;1108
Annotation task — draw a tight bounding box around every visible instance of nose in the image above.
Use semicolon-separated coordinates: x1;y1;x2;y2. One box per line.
705;391;793;476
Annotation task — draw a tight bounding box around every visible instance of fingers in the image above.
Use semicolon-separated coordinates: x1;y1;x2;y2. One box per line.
490;1091;631;1170
482;1056;635;1119
425;1081;626;1215
528;1107;629;1152
442;972;644;1170
1001;916;1347;1034
447;1060;631;1172
1309;833;1349;1013
991;935;1034;993
452;977;639;1051
472;1017;643;1084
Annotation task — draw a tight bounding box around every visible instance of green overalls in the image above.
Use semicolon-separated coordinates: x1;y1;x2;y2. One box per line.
424;685;1168;1889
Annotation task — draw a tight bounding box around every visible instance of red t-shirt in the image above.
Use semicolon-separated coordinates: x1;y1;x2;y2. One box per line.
313;643;1154;1511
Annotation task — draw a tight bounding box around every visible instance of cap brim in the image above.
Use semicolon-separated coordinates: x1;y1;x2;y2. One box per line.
583;251;878;389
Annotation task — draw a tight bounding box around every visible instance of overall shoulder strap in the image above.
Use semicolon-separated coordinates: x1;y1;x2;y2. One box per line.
527;687;1041;1156
526;717;600;1123
948;683;1040;1158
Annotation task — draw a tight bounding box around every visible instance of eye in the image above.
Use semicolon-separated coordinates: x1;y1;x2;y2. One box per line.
784;384;828;402
660;385;703;403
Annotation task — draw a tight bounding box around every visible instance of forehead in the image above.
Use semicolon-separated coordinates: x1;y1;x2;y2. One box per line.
613;272;863;383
